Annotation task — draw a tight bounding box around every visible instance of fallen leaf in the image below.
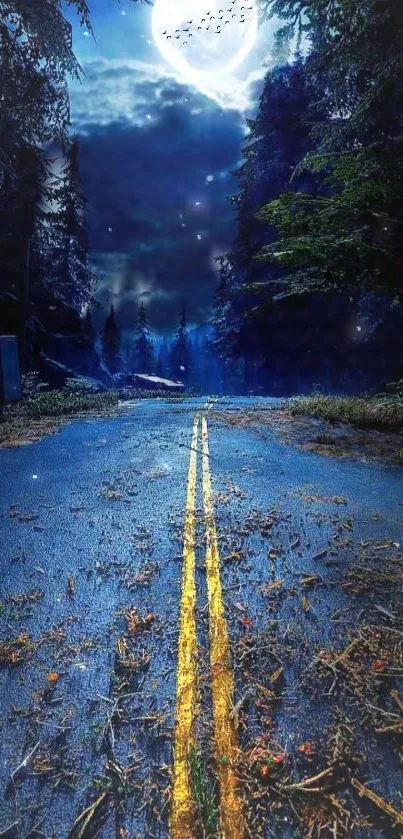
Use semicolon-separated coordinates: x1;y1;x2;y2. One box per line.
298;741;315;757
372;658;389;673
240;616;253;628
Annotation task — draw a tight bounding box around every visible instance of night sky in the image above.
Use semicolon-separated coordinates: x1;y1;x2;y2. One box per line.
66;0;278;335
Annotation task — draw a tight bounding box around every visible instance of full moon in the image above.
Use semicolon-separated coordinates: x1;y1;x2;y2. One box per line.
152;0;258;89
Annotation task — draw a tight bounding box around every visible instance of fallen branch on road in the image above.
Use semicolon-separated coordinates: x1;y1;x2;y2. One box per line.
282;766;334;793
352;778;403;827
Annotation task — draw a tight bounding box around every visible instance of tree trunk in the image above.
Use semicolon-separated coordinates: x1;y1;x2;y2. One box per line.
21;236;31;374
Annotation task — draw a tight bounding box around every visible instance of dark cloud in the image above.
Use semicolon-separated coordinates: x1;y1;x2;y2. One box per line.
74;65;245;333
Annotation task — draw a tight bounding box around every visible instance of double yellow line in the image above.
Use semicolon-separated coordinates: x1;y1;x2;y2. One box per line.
171;415;246;839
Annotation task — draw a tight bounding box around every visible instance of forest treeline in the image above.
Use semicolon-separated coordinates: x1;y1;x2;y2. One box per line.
97;302;221;392
1;0;402;395
213;0;403;393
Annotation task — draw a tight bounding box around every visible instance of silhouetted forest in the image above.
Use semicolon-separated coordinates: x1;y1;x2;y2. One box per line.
212;1;403;394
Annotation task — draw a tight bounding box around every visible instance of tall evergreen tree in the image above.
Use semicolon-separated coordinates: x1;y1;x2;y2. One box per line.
213;60;321;386
43;137;93;308
102;304;121;374
170;309;192;382
133;302;155;373
257;0;403;301
0;0;142;367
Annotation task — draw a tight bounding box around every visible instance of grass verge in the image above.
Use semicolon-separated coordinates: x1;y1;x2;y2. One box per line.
289;394;403;433
0;390;120;447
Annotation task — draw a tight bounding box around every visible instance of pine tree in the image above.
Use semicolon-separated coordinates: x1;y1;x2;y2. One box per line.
49;136;93;308
256;0;403;301
102;304;121;374
133;302;155;373
170;309;192;382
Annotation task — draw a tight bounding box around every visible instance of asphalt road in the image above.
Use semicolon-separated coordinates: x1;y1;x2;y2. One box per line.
0;397;402;839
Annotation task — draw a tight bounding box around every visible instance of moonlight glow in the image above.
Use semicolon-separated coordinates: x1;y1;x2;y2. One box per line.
152;0;258;92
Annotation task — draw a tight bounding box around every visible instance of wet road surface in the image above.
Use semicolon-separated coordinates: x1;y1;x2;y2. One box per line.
0;397;402;839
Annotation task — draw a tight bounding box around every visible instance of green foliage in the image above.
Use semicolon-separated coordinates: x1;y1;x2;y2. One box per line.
255;0;403;300
213;0;403;392
189;747;219;839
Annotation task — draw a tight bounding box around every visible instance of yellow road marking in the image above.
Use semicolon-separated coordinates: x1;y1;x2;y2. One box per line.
201;415;246;838
171;416;199;839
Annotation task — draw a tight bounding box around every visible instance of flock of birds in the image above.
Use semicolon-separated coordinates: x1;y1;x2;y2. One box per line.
161;0;254;46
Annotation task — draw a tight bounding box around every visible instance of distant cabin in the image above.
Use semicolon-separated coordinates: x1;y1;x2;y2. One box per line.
132;373;184;392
